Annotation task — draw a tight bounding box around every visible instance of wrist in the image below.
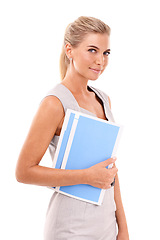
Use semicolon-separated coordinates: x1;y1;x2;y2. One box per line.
66;169;89;186
80;168;89;185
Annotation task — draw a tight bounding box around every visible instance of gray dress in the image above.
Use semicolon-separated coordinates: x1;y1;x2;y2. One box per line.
44;84;117;240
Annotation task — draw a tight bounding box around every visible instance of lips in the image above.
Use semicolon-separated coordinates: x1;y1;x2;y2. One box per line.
89;68;102;74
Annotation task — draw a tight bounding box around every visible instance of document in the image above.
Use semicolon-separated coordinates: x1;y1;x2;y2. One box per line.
52;109;123;205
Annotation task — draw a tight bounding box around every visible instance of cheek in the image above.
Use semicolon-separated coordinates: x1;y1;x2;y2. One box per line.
101;59;109;74
73;53;91;70
79;52;92;64
104;58;109;68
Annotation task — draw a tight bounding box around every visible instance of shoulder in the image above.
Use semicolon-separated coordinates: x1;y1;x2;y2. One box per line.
40;95;65;121
41;83;65;114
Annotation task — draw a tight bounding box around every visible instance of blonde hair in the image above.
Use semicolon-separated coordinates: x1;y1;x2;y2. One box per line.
59;16;111;80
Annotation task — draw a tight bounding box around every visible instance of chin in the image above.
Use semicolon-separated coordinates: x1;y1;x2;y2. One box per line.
89;77;99;81
88;75;100;81
88;72;102;81
78;71;100;81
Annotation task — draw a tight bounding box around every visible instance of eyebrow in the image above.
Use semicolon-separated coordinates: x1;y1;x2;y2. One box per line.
87;45;111;52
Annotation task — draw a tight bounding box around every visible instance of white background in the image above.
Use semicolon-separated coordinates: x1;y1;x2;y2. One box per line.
0;0;160;239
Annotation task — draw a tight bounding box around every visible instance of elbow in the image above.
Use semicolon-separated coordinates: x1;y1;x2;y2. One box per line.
15;165;29;184
15;168;25;183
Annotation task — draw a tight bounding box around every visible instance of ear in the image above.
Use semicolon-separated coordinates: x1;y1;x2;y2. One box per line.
65;42;73;59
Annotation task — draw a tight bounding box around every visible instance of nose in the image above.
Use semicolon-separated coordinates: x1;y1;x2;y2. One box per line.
95;53;105;66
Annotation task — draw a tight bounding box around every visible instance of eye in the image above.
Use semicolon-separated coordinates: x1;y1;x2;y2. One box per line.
104;51;110;56
88;48;97;53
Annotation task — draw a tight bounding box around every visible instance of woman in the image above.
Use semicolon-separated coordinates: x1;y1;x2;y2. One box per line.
16;16;129;240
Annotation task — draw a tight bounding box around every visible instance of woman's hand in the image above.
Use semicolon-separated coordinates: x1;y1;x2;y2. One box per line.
85;157;118;189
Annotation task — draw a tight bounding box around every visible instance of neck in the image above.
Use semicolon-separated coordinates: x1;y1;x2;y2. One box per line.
62;64;89;95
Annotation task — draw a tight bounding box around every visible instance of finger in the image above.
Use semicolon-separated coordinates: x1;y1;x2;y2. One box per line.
109;167;118;176
106;185;111;189
108;163;113;169
102;184;111;190
101;157;117;167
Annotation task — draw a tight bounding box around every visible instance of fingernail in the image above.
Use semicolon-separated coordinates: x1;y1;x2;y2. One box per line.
108;163;113;169
112;156;117;160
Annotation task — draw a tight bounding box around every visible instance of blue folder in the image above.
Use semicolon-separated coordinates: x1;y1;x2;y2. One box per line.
53;109;123;205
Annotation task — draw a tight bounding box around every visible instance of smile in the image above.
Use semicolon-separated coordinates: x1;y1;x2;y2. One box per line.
89;68;102;74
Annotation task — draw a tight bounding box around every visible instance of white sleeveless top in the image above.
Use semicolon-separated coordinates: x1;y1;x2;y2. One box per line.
44;83;117;240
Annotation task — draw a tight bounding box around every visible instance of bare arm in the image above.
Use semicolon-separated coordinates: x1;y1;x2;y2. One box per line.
108;95;129;239
15;96;86;187
16;96;117;188
114;174;129;239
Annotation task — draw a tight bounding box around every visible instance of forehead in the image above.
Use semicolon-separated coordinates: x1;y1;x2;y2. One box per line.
79;33;110;49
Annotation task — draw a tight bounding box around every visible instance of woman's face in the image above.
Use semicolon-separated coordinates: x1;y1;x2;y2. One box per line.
69;33;110;81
